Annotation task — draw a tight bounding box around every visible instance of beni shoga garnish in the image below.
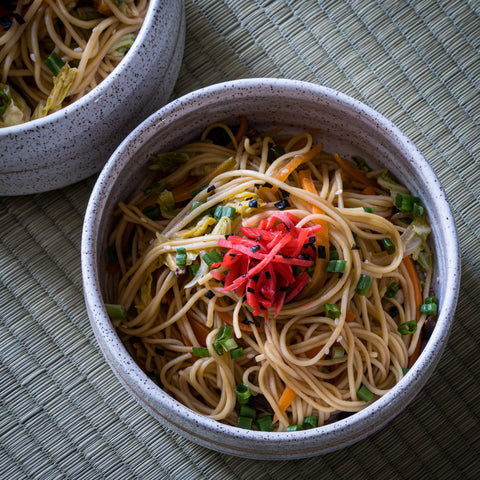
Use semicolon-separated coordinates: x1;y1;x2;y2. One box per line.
105;116;437;431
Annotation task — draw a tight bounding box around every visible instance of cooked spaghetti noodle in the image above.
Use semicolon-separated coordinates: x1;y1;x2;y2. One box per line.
106;118;436;431
0;0;148;126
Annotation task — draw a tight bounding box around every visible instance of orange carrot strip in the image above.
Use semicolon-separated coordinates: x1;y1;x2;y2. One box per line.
403;256;423;367
362;186;376;195
275;129;321;150
188;316;212;347
298;169;329;292
345;310;356;322
277;385;297;416
265;143;323;196
334;153;378;188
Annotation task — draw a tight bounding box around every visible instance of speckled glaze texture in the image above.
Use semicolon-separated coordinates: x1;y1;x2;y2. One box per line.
81;79;460;459
0;0;185;196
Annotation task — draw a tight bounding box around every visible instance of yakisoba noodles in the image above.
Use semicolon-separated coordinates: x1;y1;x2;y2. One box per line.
0;0;148;127
106;118;437;431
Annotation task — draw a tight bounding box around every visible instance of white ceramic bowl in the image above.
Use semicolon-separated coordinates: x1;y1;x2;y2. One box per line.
0;0;185;196
82;78;460;459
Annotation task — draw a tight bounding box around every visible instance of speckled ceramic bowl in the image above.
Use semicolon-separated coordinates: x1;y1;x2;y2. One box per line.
81;78;460;459
0;0;185;196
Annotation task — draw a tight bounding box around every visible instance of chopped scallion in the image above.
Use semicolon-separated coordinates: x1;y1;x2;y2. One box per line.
45;52;65;76
212;342;224;356
237;416;253;429
419;302;437;315
192;347;210;357
188;264;200;278
324;303;341;319
230;347;244;359
385;282;399;298
355;274;372;296
331;346;345;361
216;325;233;342
286;425;304;432
326;260;347;273
234;383;251;404
364;207;374;213
381;238;396;254
105;303;126;318
302;415;318;430
357;384;374;402
222;338;238;352
256;415;274;432
398;320;417;335
142;203;160;220
202;250;223;267
238;404;256;419
175;247;187;266
402;368;409;375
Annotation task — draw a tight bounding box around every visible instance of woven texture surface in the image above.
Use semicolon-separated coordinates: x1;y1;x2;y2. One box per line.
1;1;480;478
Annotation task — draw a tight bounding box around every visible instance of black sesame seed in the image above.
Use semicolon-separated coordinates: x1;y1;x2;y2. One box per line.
274;199;290;210
205;290;215;299
279;188;290;198
317;245;327;259
248;199;258;208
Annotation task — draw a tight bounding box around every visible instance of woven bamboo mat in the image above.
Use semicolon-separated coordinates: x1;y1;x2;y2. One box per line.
1;1;480;478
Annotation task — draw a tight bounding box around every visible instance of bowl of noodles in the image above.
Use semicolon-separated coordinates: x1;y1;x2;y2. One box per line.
82;78;460;458
0;0;185;195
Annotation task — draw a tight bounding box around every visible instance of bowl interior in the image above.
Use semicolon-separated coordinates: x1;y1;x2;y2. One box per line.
83;79;459;459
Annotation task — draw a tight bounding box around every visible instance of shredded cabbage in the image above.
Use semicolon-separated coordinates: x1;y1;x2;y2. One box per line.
32;64;77;119
401;215;431;260
157;190;180;218
149;152;194;173
107;33;136;57
0;83;31;127
135;273;153;312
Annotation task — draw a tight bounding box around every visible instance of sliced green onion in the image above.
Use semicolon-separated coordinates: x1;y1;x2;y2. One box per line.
364;207;374;213
357;385;374;402
191;201;203;210
331;346;345;361
0;91;9;115
381;238;396;254
398;320;417;335
286;425;304;432
355;274;372;296
188;264;200;278
190;184;208;197
223;206;236;220
202;250;223;267
234;383;251;404
192;347;210;357
419;303;438;315
385;282;399;298
230;347;244;359
237;416;253;429
329;249;339;260
324;303;341;319
352;155;369;170
105;303;126;318
267;144;285;162
326;260;347;273
215;325;233;342
256;415;274;432
212;342;224;356
222;338;238;352
425;296;438;305
395;193;421;212
213;205;224;219
238;404;256;419
175;247;187;266
402;368;409;375
412;203;425;216
302;415;318;430
142;203;160;219
45;52;65;76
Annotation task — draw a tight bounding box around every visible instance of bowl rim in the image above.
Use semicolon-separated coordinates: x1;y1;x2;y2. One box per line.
82;78;460;457
0;0;161;135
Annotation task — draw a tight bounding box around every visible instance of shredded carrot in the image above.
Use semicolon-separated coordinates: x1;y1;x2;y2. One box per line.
188;316;212;347
264;143;323;197
334;153;378;188
345;310;356;322
227;115;248;149
361;186;376;195
298;169;329;293
403;256;423;367
274;385;297;421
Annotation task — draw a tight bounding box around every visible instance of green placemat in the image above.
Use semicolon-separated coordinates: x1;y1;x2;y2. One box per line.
1;1;479;478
